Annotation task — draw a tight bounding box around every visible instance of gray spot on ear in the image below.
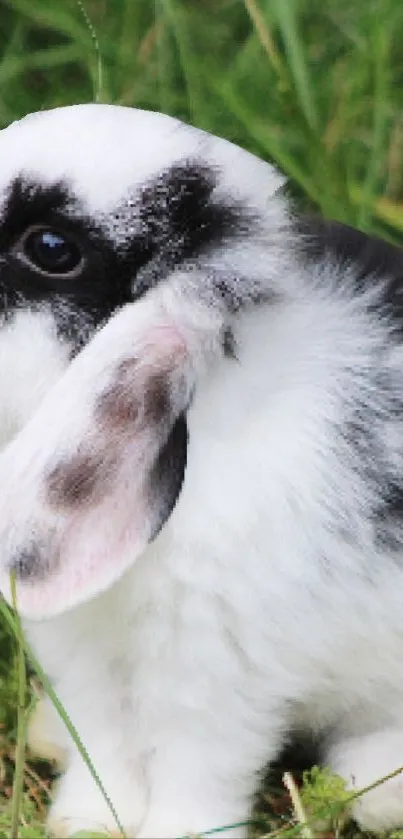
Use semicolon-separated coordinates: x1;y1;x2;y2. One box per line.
222;327;237;359
9;542;48;581
96;358;142;428
47;451;117;509
120;695;133;713
143;371;171;425
96;357;172;431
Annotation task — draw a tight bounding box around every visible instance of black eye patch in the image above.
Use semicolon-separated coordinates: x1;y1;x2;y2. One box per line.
0;178;131;334
0;164;254;352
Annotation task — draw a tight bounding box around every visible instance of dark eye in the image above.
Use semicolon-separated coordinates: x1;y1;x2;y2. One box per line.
20;225;84;276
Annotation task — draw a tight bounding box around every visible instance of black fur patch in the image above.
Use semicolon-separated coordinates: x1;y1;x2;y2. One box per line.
128;161;249;294
336;375;403;554
373;481;403;552
0;163;250;352
296;216;403;552
297;217;403;282
148;413;188;541
297;216;403;313
0;178;135;349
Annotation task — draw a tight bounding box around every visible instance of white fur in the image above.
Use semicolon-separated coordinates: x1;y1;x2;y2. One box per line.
27;692;69;769
0;105;402;837
0;309;70;445
1;104;282;215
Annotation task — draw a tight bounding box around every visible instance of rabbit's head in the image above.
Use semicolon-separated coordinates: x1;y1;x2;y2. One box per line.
0;104;286;443
0;104;292;616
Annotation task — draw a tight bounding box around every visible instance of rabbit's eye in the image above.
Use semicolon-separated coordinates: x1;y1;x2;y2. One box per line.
19;225;84;277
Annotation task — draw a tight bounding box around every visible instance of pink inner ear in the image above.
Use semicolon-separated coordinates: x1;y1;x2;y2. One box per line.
17;487;152;619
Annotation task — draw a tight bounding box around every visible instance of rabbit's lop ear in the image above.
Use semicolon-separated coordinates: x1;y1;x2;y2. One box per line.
0;296;200;618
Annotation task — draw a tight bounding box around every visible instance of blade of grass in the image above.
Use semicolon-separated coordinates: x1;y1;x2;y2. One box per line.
270;0;319;133
0;595;127;839
0;45;82;85
350;185;403;234
243;0;286;79
177;820;255;838
75;0;104;103
9;573;28;839
156;0;201;121
283;772;314;839
2;0;90;45
357;18;389;231
154;0;174;116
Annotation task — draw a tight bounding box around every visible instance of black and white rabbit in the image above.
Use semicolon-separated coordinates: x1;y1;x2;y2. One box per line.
1;104;403;836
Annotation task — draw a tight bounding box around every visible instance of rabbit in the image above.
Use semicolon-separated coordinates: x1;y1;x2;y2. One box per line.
1;104;403;837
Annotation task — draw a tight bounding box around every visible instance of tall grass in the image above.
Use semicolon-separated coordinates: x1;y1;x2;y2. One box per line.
0;0;402;239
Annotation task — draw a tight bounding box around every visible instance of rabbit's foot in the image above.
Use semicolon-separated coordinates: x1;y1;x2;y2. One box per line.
327;727;403;830
27;692;69;770
47;748;147;838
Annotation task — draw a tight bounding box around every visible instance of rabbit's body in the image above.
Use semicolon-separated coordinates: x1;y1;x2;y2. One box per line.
0;105;403;835
26;295;403;837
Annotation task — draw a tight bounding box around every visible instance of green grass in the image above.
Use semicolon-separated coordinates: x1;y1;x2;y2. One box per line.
1;0;403;836
1;0;403;237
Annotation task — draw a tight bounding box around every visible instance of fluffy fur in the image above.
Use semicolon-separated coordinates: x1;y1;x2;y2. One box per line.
0;104;403;836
